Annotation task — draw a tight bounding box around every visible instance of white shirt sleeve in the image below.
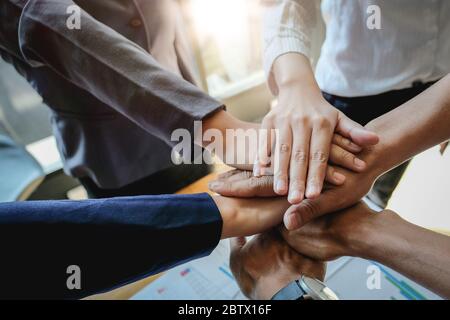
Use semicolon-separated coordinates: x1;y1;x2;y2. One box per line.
262;0;318;94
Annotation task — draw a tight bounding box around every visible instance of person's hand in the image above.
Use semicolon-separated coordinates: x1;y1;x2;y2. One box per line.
211;143;386;231
256;80;378;203
281;202;379;261
212;196;290;239
282;145;384;230
209;133;370;198
230;230;326;300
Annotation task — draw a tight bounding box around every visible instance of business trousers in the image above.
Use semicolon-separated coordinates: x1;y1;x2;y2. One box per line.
323;80;437;208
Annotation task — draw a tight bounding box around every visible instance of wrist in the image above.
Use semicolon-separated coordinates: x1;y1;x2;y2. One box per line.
213;196;237;239
201;111;259;167
365;120;404;177
256;273;300;300
273;53;319;93
347;210;398;260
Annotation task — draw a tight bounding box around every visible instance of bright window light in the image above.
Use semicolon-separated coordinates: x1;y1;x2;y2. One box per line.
187;0;263;97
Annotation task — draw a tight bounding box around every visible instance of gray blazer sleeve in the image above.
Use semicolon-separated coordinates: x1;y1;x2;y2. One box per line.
0;0;223;145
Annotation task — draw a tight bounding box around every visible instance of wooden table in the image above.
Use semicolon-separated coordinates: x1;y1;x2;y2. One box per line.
86;166;228;300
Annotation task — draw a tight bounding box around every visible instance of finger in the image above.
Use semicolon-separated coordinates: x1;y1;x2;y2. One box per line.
325;165;346;185
332;134;362;153
258;117;274;168
336;112;379;146
209;175;275;197
288;123;311;204
224;170;253;183
216;169;243;181
283;191;339;230
305;118;333;199
273;125;292;195
210;171;252;192
329;144;367;172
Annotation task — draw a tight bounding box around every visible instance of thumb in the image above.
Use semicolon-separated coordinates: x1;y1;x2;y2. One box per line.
337;112;379;146
283;193;337;230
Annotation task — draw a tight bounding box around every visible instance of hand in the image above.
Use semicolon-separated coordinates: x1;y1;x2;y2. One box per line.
282;145;384;230
212;196;290;239
258;54;378;203
230;230;326;300
281;202;379;261
209;134;370;198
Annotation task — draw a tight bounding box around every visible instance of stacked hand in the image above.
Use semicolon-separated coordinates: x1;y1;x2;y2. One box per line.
230;230;325;300
255;53;379;203
210;75;450;300
210;142;383;230
211;143;385;300
281;202;379;261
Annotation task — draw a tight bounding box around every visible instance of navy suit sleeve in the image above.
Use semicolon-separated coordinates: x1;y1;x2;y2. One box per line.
0;193;222;299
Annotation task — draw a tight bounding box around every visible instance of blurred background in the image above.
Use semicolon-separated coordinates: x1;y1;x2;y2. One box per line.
0;0;448;231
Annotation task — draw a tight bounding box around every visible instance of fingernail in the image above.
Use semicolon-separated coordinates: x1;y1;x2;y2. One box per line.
354;158;366;170
333;172;346;184
288;190;302;203
276;179;287;194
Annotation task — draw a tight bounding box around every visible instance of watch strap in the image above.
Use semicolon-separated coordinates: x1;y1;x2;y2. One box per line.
271;280;306;300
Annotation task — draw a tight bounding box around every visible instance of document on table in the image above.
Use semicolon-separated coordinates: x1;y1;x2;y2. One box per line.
132;241;246;300
132;241;442;300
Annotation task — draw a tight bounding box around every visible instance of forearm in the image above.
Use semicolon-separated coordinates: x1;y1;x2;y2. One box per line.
202;111;259;169
367;75;450;176
262;0;318;95
0;194;222;299
354;211;450;299
17;0;222;144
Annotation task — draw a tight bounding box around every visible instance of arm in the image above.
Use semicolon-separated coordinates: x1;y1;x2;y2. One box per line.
0;193;289;299
0;0;223;145
282;202;450;299
260;1;378;203
366;74;450;174
363;210;450;300
209;73;450;229
281;74;450;229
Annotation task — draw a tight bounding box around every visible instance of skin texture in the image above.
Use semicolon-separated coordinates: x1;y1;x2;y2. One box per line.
201;110;371;186
229;230;326;300
210;75;450;230
282;73;450;230
282;202;450;299
212;196;290;239
257;53;378;203
207;129;370;197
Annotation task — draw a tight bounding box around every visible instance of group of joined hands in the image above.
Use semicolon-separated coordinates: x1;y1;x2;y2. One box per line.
207;122;384;299
197;74;450;299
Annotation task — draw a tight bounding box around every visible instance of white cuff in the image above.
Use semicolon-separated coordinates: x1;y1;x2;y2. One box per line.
264;33;311;95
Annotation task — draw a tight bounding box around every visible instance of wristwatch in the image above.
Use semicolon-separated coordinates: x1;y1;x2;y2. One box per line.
271;276;339;300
